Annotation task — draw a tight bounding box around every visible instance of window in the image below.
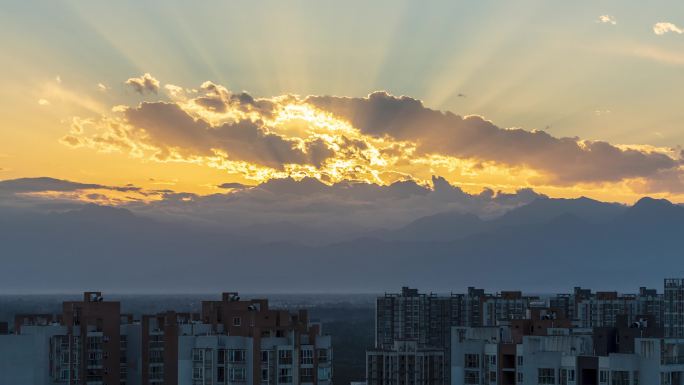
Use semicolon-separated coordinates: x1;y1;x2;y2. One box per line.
278;368;292;383
229;349;246;363
261;368;270;384
278;350;293;365
634;371;639;385
538;368;555;384
465;354;480;368
317;367;331;381
317;349;329;363
217;349;226;363
300;367;314;382
561;368;575;385
261;350;270;364
488;355;496;366
217;366;225;383
517;372;523;383
192;349;204;362
489;371;496;382
87;336;102;350
150;366;163;381
87;351;102;366
232;317;241;326
149;350;163;364
600;370;609;384
517;355;523;367
300;349;313;365
611;371;629;385
229;367;246;382
464;370;479;384
193;367;203;380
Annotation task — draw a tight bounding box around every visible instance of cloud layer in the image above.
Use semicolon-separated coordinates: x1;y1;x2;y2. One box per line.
124;102;333;169
306;92;679;184
0;176;544;244
61;77;684;195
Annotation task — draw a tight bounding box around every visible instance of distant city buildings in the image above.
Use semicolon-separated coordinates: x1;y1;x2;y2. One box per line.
367;279;684;385
665;279;684;339
0;292;332;385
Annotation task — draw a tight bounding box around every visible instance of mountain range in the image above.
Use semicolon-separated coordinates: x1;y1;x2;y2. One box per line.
1;182;683;293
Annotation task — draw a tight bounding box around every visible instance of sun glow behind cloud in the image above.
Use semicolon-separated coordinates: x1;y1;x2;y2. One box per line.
3;1;684;206
62;85;425;187
49;75;684;206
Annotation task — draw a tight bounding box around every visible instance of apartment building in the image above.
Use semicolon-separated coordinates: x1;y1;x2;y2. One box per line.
370;287;451;385
665;279;684;338
451;308;679;385
187;292;332;385
369;287;538;385
370;282;675;385
481;292;539;327
0;292;333;385
0;292;135;385
375;287;491;352
549;286;663;329
366;340;445;385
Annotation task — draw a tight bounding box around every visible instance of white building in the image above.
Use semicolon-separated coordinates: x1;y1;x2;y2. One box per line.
451;325;684;385
177;326;333;385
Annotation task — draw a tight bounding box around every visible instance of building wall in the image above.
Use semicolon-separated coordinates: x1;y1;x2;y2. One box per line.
122;323;143;385
0;333;50;385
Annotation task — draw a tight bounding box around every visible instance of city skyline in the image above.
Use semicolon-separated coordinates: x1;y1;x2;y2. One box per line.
3;279;684;384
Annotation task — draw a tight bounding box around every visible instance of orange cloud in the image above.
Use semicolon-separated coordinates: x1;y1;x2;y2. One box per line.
307;92;679;185
59;78;684;198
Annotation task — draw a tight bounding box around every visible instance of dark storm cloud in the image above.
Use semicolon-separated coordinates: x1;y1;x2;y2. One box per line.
307;92;679;184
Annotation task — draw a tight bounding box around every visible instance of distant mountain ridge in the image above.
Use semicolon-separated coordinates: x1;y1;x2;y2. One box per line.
374;196;627;242
1;195;683;292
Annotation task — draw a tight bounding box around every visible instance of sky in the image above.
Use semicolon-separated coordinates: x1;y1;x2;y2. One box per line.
2;0;684;204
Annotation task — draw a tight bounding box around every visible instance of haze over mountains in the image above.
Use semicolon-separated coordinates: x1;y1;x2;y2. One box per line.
1;177;683;293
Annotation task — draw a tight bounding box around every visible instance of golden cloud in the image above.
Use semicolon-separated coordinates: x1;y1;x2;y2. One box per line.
125;73;160;94
60;79;684;196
